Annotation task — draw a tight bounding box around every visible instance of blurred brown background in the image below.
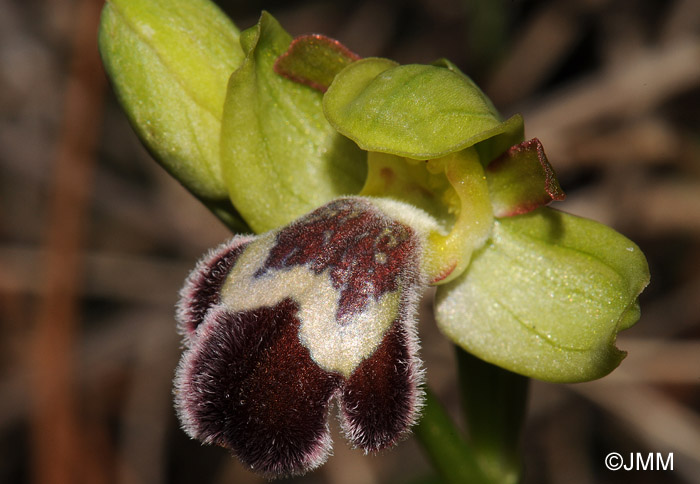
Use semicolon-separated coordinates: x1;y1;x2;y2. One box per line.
2;0;699;483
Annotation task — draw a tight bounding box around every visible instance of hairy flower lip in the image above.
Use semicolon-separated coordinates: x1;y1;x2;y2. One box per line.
175;299;342;477
174;197;428;478
176;234;254;346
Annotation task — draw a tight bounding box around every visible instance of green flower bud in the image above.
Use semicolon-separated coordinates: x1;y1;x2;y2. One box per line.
98;0;247;229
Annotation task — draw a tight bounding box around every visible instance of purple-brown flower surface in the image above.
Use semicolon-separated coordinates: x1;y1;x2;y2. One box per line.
174;198;430;477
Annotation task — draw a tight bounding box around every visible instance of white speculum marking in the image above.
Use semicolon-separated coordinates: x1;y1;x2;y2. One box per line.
219;233;400;377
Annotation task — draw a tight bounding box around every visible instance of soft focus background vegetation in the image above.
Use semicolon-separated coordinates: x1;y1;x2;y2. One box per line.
1;0;699;483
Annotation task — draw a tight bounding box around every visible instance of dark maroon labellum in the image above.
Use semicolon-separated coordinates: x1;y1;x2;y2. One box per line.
174;198;426;478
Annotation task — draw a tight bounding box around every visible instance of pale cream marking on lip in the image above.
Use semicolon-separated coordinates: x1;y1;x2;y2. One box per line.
219;232;400;377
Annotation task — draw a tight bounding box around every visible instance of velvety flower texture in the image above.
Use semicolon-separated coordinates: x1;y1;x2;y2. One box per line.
174;197;433;477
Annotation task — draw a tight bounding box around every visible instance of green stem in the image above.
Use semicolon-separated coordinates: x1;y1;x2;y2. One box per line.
414;350;529;483
456;346;529;484
414;389;494;484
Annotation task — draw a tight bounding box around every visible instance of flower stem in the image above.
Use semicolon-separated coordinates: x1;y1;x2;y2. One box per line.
456;346;529;484
414;349;529;483
414;389;494;484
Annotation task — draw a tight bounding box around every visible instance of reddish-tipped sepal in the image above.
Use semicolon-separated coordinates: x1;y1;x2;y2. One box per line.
173;197;428;478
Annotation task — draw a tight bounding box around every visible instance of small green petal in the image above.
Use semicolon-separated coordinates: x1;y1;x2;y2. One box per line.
486;138;565;217
435;208;650;382
274;34;360;92
221;12;366;233
324;59;523;159
98;0;243;200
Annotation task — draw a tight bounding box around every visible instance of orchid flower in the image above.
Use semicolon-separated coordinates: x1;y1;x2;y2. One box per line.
99;1;650;479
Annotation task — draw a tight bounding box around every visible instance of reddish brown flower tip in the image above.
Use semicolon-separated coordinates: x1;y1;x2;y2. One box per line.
274;34;361;92
174;198;426;478
486;138;566;217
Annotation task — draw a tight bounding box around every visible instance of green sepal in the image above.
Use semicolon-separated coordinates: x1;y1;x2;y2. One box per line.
431;58;499;115
221;12;366;233
431;58;524;163
98;0;244;201
486;138;565;217
324;58;523;160
435;208;650;382
274;34;360;92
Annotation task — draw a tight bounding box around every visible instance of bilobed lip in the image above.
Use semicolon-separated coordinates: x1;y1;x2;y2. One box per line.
173;197;427;477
